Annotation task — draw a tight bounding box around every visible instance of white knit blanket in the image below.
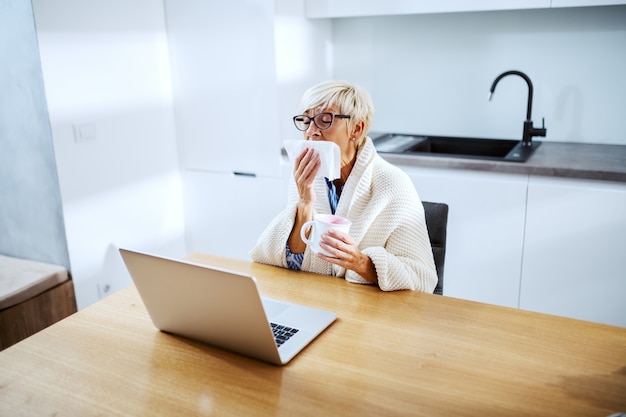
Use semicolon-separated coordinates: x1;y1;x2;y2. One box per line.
250;137;437;292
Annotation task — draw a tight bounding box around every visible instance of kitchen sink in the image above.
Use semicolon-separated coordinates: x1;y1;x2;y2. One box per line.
373;133;541;162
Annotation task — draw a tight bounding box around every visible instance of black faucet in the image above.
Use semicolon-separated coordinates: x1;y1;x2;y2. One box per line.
489;70;547;147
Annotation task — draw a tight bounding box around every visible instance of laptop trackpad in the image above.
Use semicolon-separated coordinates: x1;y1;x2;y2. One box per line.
262;298;290;319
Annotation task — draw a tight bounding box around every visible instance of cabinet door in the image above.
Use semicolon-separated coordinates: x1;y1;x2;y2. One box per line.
521;176;626;327
551;0;626;7
305;0;551;18
402;166;528;308
183;171;287;261
165;0;282;177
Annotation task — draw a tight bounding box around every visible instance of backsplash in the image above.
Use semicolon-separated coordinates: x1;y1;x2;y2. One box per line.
331;6;626;146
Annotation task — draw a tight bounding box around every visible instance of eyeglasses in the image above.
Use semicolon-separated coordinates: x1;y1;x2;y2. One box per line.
292;112;351;131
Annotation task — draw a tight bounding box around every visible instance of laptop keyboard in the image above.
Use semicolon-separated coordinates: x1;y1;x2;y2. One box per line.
271;323;299;347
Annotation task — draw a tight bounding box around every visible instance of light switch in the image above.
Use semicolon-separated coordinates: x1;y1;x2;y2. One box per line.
73;122;97;143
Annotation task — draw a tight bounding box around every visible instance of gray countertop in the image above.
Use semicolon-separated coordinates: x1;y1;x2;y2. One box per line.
377;140;626;183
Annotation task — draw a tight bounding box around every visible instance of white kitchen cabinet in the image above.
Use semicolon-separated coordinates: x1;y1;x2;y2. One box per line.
305;0;551;18
551;0;626;7
305;0;625;18
165;0;282;178
401;166;528;308
183;170;288;261
520;176;626;328
167;0;286;262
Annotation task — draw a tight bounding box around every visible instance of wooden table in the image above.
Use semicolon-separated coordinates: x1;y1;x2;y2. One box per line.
1;253;625;416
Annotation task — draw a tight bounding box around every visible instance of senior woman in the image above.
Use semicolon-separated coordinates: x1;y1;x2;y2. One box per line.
250;80;437;292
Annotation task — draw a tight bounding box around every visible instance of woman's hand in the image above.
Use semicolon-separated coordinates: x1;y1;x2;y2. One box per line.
288;148;321;254
317;229;378;284
293;147;320;206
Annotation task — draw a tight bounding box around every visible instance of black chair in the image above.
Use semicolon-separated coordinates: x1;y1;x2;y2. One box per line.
422;201;449;295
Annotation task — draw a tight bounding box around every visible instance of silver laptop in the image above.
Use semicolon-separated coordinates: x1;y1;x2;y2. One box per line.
119;248;336;365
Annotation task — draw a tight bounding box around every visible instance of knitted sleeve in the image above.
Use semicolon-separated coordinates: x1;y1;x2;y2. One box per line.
248;204;296;268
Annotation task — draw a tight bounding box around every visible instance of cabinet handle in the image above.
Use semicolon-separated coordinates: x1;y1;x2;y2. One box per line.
233;171;257;178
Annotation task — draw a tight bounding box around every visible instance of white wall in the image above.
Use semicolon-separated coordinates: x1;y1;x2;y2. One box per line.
0;1;69;270
331;6;626;145
32;0;187;309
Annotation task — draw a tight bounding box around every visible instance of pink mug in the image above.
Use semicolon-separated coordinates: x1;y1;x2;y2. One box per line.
300;214;352;257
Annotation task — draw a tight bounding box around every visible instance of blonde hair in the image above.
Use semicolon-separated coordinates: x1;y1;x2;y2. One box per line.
298;80;375;145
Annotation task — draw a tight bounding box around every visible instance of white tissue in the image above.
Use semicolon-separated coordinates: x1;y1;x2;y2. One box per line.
283;140;341;180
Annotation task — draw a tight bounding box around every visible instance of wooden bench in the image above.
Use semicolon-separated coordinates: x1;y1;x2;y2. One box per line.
0;255;77;351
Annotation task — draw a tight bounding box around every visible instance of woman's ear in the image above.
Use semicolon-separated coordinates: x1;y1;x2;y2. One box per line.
351;120;365;139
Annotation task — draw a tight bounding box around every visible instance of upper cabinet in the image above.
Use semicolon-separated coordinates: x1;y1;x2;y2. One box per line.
551;0;626;6
305;0;548;18
165;0;282;178
305;0;624;18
